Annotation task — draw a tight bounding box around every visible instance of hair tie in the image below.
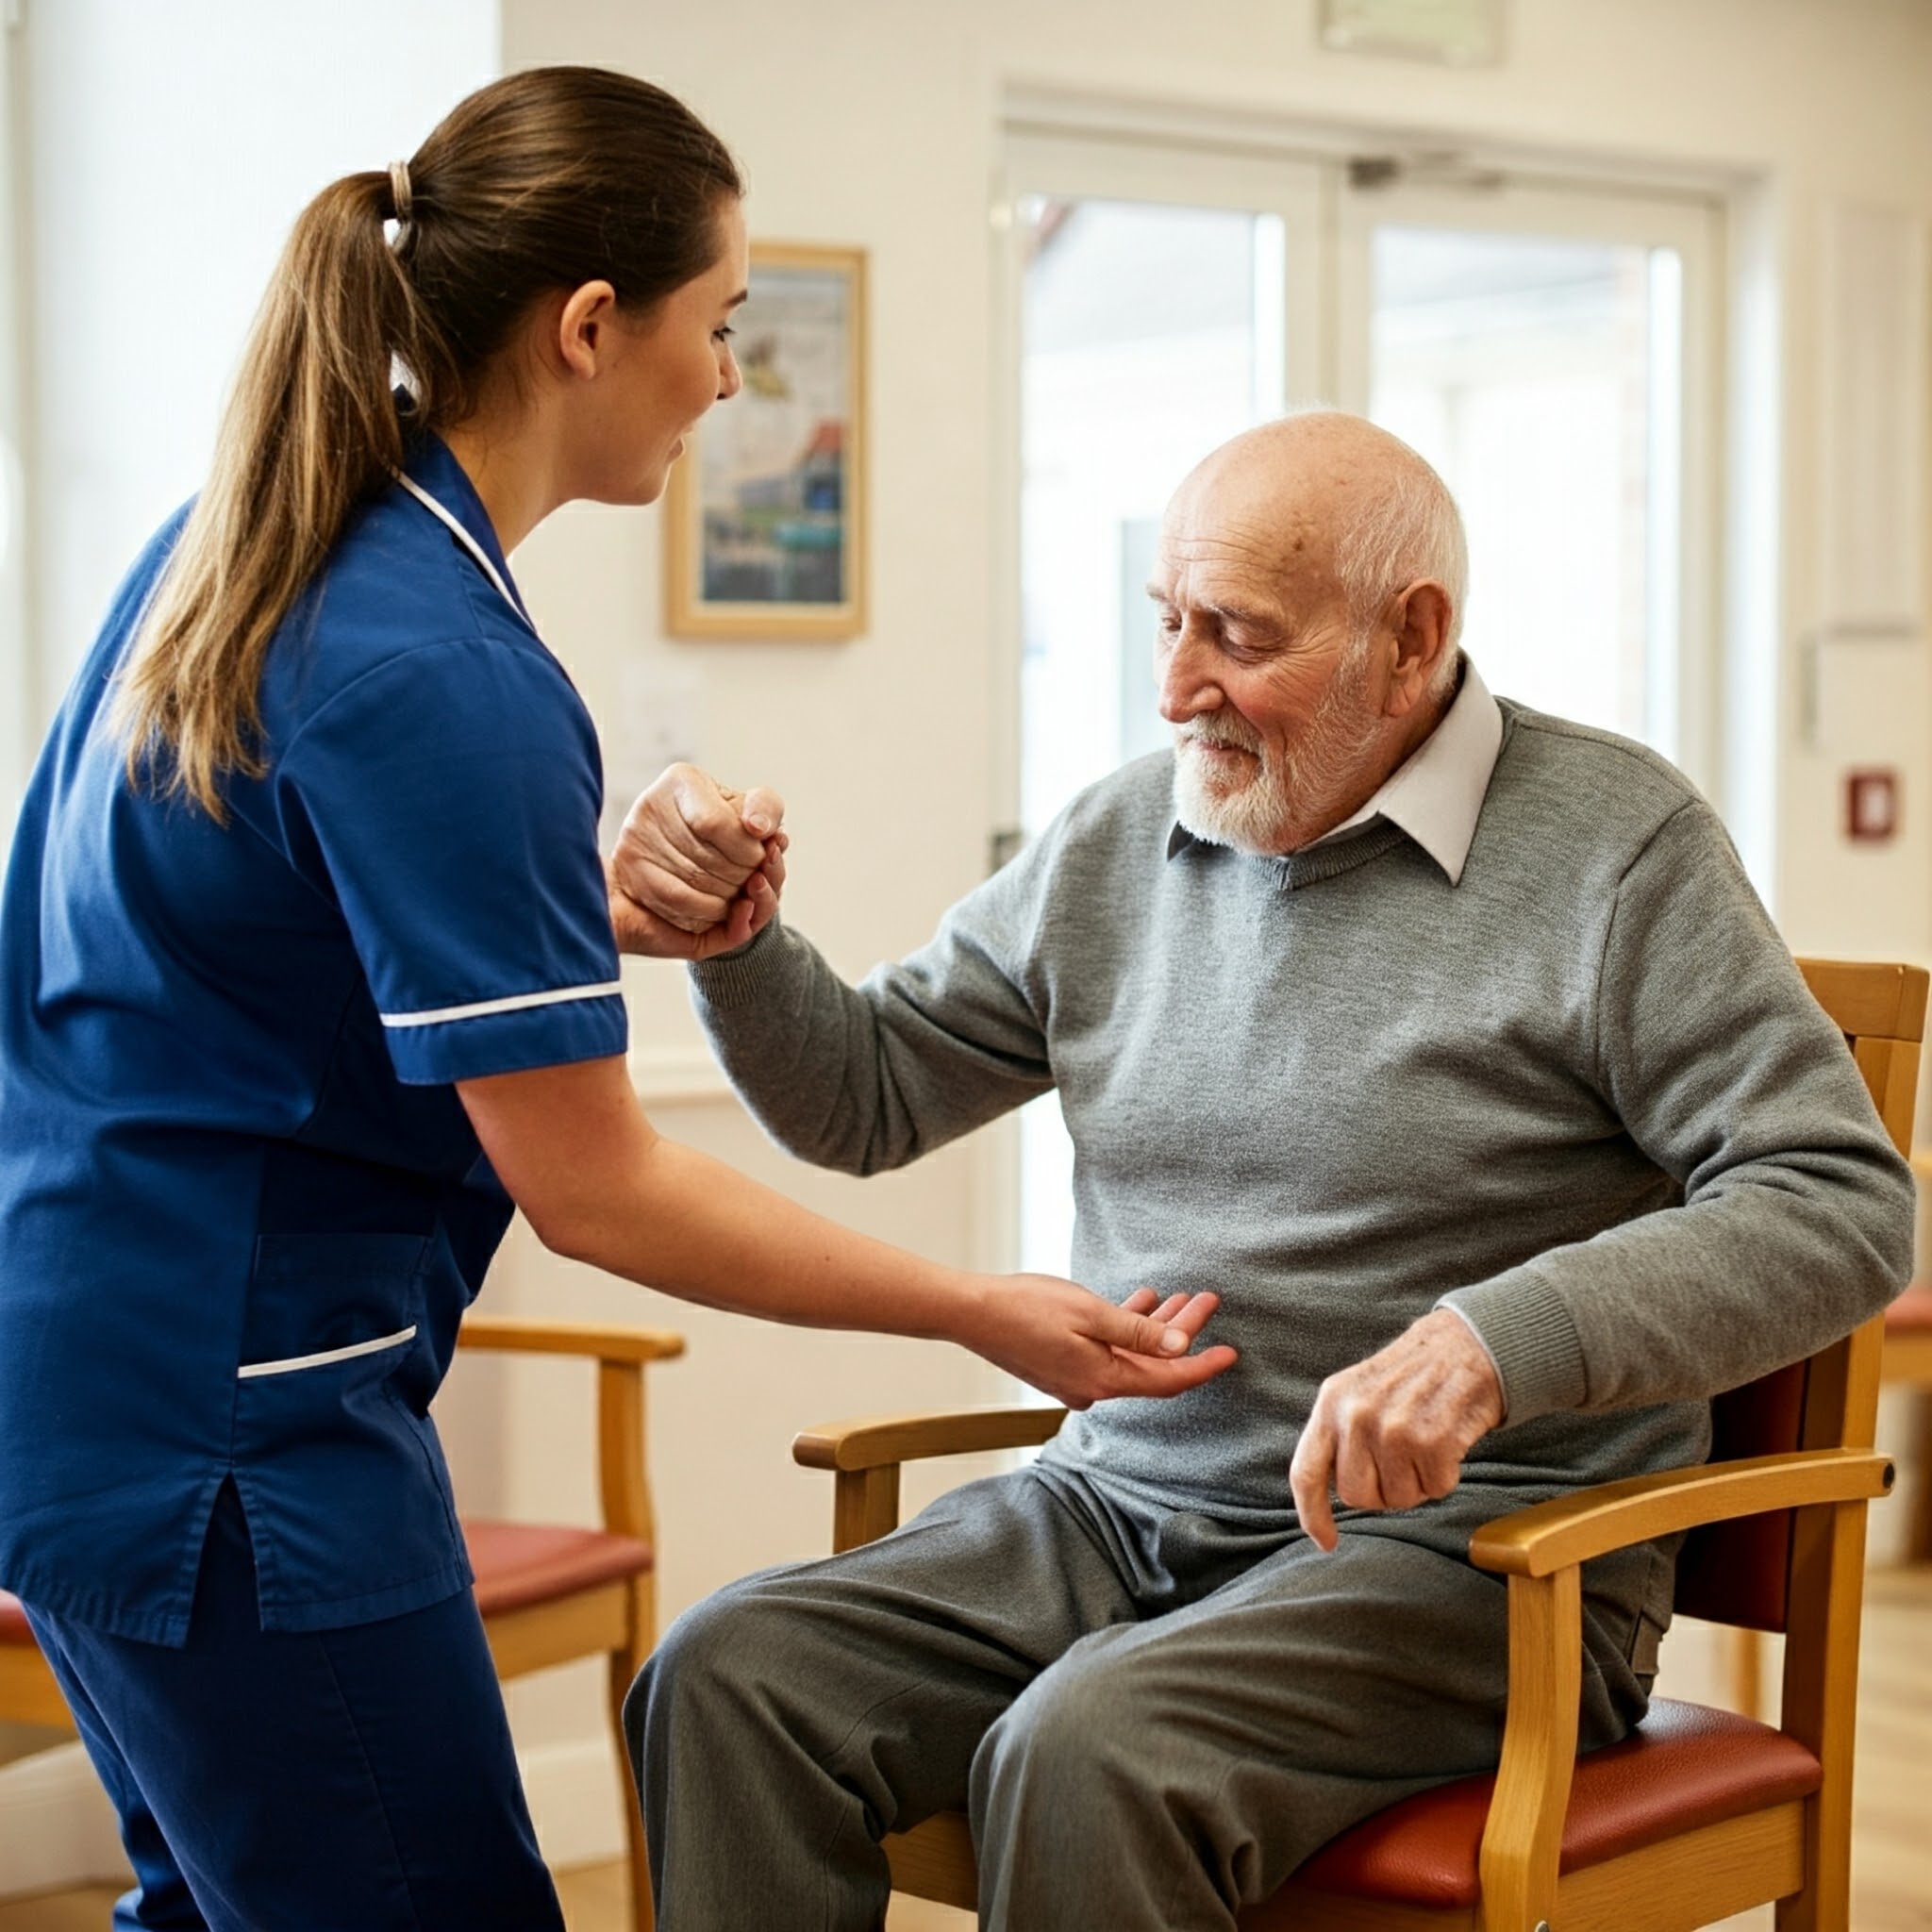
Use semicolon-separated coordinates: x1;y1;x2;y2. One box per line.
387;159;414;225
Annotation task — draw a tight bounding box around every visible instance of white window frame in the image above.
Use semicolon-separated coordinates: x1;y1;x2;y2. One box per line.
1333;172;1724;792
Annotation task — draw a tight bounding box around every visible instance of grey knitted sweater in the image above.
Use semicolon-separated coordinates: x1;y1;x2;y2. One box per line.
691;703;1913;1519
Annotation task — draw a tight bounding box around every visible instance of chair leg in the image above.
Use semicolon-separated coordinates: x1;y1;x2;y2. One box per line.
1908;1389;1932;1563
610;1618;655;1932
1728;1624;1764;1720
1774;1828;1851;1932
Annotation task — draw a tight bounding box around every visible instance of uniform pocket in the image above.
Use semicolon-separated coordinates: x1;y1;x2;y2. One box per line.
229;1231;466;1622
237;1232;431;1375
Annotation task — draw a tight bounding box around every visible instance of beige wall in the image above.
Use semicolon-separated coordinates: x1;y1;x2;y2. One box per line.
453;0;1932;1843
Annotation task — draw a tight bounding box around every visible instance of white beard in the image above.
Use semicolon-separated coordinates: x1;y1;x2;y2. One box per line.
1172;640;1380;856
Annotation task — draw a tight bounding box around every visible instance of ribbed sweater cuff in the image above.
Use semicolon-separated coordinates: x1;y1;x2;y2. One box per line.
1437;1271;1588;1424
687;917;788;1011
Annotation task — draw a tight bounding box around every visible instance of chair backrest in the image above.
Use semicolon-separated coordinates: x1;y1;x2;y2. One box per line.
1673;958;1925;1632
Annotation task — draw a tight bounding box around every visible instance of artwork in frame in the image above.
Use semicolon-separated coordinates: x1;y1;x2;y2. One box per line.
664;242;868;640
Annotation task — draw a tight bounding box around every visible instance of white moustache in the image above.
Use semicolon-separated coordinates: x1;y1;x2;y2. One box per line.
1177;724;1262;755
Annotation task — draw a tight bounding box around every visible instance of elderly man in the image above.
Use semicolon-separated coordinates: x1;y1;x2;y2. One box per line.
615;412;1911;1930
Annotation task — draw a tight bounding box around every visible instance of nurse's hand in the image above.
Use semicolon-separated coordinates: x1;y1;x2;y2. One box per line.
959;1283;1238;1410
607;763;788;959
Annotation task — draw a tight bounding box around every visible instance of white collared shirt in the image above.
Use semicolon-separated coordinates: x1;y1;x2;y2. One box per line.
1306;658;1503;884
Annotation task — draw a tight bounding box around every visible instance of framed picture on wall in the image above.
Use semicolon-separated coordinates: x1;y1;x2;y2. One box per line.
664;242;868;640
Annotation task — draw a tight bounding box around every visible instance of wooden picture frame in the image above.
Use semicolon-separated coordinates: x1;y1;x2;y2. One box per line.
664;242;868;640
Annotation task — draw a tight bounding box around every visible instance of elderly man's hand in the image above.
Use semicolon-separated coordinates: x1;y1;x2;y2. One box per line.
1289;1308;1505;1551
608;763;789;960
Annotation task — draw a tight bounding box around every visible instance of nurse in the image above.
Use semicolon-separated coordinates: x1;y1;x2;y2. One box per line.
0;65;1233;1932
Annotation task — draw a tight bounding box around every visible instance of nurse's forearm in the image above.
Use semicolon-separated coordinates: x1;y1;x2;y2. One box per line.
456;1056;1236;1406
460;1055;973;1332
596;1134;990;1334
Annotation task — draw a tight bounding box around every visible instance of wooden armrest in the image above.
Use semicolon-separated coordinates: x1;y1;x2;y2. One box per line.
793;1405;1068;1474
457;1315;686;1365
1469;1447;1894;1578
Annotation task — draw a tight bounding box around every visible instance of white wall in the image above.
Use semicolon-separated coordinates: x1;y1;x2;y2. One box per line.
482;0;1932;1850
23;0;500;710
0;22;30;857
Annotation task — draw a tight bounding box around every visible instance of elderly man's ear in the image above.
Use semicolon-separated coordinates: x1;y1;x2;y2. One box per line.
1380;579;1455;719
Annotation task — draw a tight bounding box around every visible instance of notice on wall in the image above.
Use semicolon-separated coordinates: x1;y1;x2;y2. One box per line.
1319;0;1504;64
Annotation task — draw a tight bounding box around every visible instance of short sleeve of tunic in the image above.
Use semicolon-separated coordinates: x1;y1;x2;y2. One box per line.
272;633;626;1085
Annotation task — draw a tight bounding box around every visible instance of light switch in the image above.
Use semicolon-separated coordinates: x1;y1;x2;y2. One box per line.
602;666;706;848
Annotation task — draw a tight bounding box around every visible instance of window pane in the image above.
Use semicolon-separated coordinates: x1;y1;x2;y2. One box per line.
1017;195;1283;1275
1021;197;1284;832
1368;226;1682;751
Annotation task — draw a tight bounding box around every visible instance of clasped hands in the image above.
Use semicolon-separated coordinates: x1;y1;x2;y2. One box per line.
607;767;1506;1535
606;763;790;962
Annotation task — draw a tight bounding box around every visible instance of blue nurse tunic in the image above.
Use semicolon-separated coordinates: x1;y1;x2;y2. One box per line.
0;434;627;1647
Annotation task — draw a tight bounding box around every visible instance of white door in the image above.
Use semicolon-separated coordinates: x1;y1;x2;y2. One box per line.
1337;171;1721;782
999;133;1321;1278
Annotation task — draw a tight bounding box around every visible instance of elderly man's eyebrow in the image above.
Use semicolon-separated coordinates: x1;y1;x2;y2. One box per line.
1143;575;1289;633
1155;593;1281;629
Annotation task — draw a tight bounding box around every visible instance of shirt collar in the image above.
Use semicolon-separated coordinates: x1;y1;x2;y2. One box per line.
398;431;534;634
1164;658;1504;884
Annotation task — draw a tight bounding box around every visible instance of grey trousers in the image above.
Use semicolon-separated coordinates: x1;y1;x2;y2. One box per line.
627;1464;1659;1931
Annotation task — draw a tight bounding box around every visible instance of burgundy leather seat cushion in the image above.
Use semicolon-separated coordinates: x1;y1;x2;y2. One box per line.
1295;1698;1821;1908
462;1519;653;1619
1885;1284;1932;1335
0;1591;30;1646
0;1525;653;1644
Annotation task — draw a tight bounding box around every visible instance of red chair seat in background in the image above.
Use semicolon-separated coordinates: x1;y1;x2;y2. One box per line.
462;1519;653;1619
0;1524;655;1652
1886;1285;1932;1335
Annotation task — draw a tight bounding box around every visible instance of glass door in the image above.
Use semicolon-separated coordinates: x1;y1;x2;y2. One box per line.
1337;175;1720;779
1000;134;1323;1277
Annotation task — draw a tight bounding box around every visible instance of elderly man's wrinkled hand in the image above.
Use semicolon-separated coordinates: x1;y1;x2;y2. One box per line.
608;763;789;960
1288;1307;1505;1552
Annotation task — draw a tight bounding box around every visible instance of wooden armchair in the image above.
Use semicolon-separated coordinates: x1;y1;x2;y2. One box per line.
793;957;1922;1932
0;1312;680;1932
452;1315;681;1932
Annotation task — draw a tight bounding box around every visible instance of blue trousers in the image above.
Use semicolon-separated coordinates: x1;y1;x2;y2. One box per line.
23;1483;564;1931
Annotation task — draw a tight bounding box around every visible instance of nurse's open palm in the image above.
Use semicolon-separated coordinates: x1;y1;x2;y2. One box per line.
968;1282;1238;1409
608;762;788;959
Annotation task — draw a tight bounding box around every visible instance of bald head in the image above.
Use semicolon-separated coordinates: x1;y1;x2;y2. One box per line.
1150;410;1468;857
1165;412;1467;654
